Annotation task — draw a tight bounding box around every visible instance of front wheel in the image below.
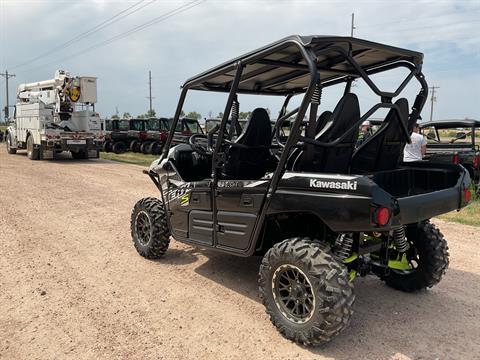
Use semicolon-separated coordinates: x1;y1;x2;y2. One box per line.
383;221;449;292
131;197;170;259
6;134;16;154
259;238;354;346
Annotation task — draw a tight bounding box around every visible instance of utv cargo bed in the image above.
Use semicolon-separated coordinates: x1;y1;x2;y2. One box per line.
373;163;470;224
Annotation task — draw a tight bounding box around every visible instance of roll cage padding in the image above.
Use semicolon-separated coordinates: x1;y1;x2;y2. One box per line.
292;93;360;173
221;108;272;180
350;98;409;173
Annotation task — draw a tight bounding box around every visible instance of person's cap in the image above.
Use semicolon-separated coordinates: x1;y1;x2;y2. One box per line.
361;120;371;127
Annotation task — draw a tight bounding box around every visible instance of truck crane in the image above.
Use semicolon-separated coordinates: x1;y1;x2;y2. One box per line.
5;70;103;160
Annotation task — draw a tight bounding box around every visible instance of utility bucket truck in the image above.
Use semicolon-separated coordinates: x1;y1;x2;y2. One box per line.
6;70;103;160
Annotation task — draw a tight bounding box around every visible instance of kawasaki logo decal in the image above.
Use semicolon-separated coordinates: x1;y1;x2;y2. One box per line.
310;179;358;190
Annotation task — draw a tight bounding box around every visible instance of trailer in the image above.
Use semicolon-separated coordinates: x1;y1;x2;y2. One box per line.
6;70;103;160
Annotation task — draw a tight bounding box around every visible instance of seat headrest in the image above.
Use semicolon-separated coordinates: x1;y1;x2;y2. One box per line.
236;107;271;145
315;110;333;134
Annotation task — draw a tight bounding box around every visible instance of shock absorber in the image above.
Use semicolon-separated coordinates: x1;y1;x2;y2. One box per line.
334;233;354;260
311;83;322;106
392;226;409;253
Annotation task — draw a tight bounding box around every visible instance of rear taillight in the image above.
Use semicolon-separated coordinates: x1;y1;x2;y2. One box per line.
474;155;479;169
373;207;391;226
463;188;472;204
452;153;460;164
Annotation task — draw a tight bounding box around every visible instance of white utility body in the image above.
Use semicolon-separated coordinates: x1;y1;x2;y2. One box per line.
6;70;104;160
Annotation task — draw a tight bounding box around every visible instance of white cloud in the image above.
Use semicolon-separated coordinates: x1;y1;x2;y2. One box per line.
0;0;479;120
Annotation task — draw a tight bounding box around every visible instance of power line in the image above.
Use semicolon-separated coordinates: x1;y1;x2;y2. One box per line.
11;0;156;70
18;0;206;75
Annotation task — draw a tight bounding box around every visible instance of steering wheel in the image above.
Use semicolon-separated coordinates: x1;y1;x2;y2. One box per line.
188;134;212;156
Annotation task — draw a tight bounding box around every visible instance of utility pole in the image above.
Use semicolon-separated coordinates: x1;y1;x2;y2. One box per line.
0;70;16;121
429;86;439;122
147;70;155;115
350;13;356;37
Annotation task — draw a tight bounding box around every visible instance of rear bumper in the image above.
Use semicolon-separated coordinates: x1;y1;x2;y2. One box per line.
40;139;101;158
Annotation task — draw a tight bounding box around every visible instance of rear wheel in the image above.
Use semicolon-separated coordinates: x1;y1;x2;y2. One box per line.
131;197;170;259
112;141;127;154
382;221;449;292
26;135;40;160
140;141;151;154
130;140;141;152
150;141;162;155
259;238;354;345
102;140;113;152
6;134;16;154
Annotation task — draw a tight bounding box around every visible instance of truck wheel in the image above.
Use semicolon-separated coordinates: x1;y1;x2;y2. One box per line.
6;134;16;154
130;140;141;153
383;221;449;292
259;238;354;346
26;135;40;160
131;197;170;259
112;141;126;154
102;140;113;152
140;141;152;154
150;142;162;155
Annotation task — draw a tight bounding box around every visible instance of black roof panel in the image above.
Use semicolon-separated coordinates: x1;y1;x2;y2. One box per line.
419;119;480;128
184;35;424;95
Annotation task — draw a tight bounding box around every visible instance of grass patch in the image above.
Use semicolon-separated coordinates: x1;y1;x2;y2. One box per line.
100;151;158;167
437;199;480;227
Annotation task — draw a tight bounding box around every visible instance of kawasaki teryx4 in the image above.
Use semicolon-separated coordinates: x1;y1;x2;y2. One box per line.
131;35;472;345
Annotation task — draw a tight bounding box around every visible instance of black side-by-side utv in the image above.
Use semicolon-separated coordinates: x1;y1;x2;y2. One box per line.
130;35;472;345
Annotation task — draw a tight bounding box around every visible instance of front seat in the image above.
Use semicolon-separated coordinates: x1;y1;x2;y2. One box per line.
293;93;360;173
222;108;272;180
350;98;409;173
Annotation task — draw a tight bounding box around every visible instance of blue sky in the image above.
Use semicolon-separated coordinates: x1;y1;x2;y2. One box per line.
1;0;479;121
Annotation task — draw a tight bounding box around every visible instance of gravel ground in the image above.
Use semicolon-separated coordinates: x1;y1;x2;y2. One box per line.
1;146;479;360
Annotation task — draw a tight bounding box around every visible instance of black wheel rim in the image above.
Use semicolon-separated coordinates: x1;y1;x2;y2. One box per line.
272;264;315;324
135;211;152;246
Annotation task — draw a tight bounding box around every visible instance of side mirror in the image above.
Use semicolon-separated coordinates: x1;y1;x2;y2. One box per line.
456;132;466;140
427;132;436;140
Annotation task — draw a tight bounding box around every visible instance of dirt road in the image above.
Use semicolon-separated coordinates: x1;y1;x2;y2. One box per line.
1;146;479;360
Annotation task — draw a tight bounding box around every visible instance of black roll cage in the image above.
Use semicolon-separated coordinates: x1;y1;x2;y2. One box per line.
160;38;429;255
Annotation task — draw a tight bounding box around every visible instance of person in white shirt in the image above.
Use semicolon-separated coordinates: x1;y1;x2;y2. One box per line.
403;122;427;162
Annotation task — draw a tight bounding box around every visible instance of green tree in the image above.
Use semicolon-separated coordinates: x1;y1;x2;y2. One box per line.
180;110;185;117
122;112;131;119
111;114;119;120
146;109;156;118
137;114;146;119
186;111;201;120
218;112;224;119
239;111;251;119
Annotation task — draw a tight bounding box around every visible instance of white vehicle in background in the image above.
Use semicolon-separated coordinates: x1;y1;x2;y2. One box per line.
5;70;104;160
